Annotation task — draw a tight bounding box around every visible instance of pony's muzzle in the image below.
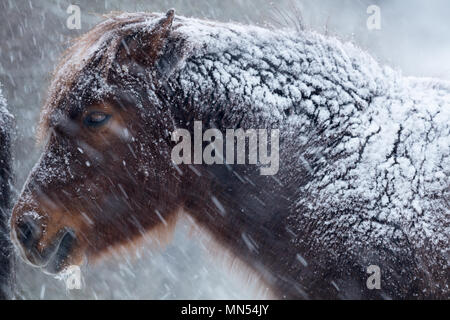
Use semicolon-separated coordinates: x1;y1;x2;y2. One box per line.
12;214;77;273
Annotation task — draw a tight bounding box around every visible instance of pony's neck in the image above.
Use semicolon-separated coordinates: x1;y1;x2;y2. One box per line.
161;21;400;298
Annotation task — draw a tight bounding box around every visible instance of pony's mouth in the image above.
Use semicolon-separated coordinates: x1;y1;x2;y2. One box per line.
41;229;77;274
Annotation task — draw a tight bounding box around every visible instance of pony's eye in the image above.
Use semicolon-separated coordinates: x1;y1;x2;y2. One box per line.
83;112;111;128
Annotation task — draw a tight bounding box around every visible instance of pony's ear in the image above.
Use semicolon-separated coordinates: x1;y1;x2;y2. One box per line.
117;9;175;68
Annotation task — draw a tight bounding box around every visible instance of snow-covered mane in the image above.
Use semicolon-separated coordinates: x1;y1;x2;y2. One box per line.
13;11;450;299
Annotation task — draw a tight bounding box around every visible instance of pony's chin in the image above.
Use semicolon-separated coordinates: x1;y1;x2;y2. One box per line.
41;255;84;276
41;258;70;275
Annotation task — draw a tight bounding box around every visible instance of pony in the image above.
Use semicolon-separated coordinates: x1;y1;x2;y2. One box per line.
0;84;13;299
10;10;449;299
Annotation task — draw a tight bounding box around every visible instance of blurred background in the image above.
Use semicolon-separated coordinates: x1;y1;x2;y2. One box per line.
0;0;449;299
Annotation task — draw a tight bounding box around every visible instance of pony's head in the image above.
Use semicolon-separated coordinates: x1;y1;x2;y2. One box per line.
11;10;192;274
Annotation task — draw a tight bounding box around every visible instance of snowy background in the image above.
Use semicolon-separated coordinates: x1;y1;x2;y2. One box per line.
0;0;449;299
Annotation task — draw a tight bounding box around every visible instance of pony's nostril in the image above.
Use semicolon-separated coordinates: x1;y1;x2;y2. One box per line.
16;219;41;251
